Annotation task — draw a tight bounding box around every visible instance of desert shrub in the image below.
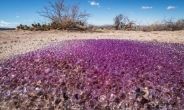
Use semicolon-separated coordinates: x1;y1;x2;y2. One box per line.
113;14;137;30
113;14;130;30
163;18;184;31
100;25;114;30
29;27;34;31
86;25;105;32
138;18;184;32
177;19;184;28
149;23;165;31
16;24;30;30
16;26;21;30
114;14;123;30
75;24;86;30
141;26;152;32
136;18;184;31
37;0;90;30
88;24;94;30
16;24;24;30
16;0;90;31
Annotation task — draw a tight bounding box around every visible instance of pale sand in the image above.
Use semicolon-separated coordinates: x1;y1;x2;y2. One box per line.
0;30;184;61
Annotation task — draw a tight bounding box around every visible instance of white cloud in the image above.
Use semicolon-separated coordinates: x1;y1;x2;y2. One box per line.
0;20;12;27
88;1;100;7
167;6;175;10
141;6;153;9
16;16;19;18
12;22;19;25
0;20;20;27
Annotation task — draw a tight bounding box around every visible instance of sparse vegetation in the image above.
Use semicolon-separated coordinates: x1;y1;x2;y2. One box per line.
16;17;184;32
138;18;184;32
16;0;184;32
16;0;90;31
113;14;136;30
112;13;184;31
114;14;123;30
37;0;90;30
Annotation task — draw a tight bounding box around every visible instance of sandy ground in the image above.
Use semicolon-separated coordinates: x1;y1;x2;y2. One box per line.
0;30;184;61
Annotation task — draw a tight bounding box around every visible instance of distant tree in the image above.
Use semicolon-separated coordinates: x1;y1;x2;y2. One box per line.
36;0;90;30
114;14;122;30
113;14;129;30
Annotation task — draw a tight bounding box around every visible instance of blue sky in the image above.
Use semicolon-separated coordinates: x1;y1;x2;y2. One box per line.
0;0;184;28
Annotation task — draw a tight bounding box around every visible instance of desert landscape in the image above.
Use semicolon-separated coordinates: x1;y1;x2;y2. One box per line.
1;0;184;109
0;30;184;61
0;32;184;109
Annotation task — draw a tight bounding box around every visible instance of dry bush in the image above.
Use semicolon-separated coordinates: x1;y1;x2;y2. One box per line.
36;0;90;30
114;14;123;30
176;19;184;29
74;24;87;31
163;17;184;31
17;0;90;31
86;25;96;32
88;24;94;30
149;22;166;31
113;14;137;31
141;26;152;32
101;25;114;30
113;14;130;30
138;18;184;32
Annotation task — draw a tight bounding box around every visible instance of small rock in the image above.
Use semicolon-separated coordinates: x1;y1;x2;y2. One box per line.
74;94;79;100
140;97;150;105
143;87;149;99
37;80;41;85
99;95;106;102
63;93;69;100
45;68;50;73
136;88;141;93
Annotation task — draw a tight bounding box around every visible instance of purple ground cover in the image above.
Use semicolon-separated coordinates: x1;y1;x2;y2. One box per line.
0;39;184;109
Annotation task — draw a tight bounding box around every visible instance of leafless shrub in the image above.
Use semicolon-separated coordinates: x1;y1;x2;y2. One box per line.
113;14;137;30
114;14;122;30
175;19;184;30
36;0;90;30
163;17;175;31
149;22;166;31
125;21;137;31
138;18;184;32
88;24;95;30
86;25;104;33
163;17;184;31
114;14;128;30
142;26;152;32
100;25;114;30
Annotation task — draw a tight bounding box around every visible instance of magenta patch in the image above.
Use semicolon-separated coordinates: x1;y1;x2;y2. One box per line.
0;39;184;109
